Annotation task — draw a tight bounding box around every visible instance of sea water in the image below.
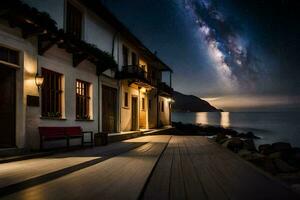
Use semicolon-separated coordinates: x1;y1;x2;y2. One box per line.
172;112;300;147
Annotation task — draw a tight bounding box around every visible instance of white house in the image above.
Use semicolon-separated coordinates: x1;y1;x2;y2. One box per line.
0;0;173;150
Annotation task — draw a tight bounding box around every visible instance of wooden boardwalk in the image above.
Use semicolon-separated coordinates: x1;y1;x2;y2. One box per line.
0;135;299;200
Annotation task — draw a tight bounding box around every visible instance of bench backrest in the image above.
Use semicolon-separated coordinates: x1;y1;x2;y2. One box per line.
39;126;83;138
39;127;66;138
65;126;82;136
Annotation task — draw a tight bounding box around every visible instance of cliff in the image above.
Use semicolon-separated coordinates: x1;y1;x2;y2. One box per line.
173;91;222;112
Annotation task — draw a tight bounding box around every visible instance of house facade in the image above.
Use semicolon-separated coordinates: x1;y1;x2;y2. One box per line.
0;0;173;150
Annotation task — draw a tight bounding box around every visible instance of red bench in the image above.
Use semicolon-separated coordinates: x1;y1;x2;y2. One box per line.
39;127;94;150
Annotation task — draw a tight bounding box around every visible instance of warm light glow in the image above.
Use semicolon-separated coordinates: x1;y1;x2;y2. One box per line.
139;59;147;72
166;98;173;102
220;112;230;128
140;87;146;93
195;112;208;125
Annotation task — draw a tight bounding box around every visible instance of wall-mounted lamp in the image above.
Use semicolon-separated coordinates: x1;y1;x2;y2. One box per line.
35;73;44;90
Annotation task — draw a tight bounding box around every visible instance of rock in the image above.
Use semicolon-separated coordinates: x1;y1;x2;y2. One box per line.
264;159;278;174
274;159;298;173
244;139;257;151
237;132;260;139
293;152;300;161
268;152;282;159
238;149;252;157
216;133;227;143
271;142;292;152
291;184;300;196
259;144;275;155
281;147;300;168
245;132;261;139
240;152;265;162
218;138;229;144
225;137;244;152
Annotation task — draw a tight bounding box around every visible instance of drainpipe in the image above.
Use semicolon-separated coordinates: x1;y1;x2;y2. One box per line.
138;87;141;130
97;72;100;133
156;89;159;128
112;31;121;132
169;71;173;126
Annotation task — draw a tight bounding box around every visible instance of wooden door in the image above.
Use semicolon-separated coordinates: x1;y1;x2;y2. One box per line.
102;85;117;133
131;97;138;131
0;65;16;147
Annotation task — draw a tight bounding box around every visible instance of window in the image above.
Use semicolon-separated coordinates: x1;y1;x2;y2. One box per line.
142;98;145;110
161;100;164;112
122;45;129;66
131;52;137;65
124;92;128;107
41;68;62;118
66;1;82;39
76;80;90;120
0;46;19;65
148;99;152;110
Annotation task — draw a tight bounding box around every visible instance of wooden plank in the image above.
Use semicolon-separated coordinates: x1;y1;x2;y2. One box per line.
185;136;229;200
1;135;299;200
144;136;299;200
169;137;186;200
1;135;171;200
178;137;208;200
142;136;175;200
187;136;299;200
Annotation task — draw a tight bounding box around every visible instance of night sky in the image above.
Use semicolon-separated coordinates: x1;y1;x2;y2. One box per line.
102;0;300;111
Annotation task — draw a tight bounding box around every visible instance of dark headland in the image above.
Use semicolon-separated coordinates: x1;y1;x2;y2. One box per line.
173;91;223;112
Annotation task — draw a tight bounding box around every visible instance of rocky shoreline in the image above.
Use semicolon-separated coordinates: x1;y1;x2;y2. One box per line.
172;122;300;191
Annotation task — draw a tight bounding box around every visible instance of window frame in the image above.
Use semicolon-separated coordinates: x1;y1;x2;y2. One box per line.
76;79;91;120
131;52;137;65
148;99;152;110
124;92;129;108
141;97;145;111
0;46;19;67
41;68;63;118
122;45;129;66
66;1;83;39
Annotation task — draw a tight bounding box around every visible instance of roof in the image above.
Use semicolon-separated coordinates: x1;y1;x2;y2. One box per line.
79;0;173;72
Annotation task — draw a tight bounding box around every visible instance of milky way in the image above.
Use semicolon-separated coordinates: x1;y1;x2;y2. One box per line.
183;0;262;93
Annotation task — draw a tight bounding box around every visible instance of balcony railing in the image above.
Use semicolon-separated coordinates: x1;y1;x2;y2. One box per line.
117;65;151;85
158;82;173;96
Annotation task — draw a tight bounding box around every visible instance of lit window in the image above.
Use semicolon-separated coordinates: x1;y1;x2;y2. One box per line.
76;80;91;120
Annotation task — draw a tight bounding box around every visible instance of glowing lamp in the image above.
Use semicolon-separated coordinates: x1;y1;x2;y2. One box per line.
140;87;147;93
35;73;44;89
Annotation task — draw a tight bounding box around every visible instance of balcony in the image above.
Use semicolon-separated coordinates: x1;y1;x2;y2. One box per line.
117;65;153;88
158;82;173;97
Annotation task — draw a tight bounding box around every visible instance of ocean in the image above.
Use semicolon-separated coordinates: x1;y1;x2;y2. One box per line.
172;112;300;147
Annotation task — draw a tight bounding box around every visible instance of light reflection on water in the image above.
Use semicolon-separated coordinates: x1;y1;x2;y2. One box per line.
196;112;208;125
195;112;230;128
220;112;230;128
